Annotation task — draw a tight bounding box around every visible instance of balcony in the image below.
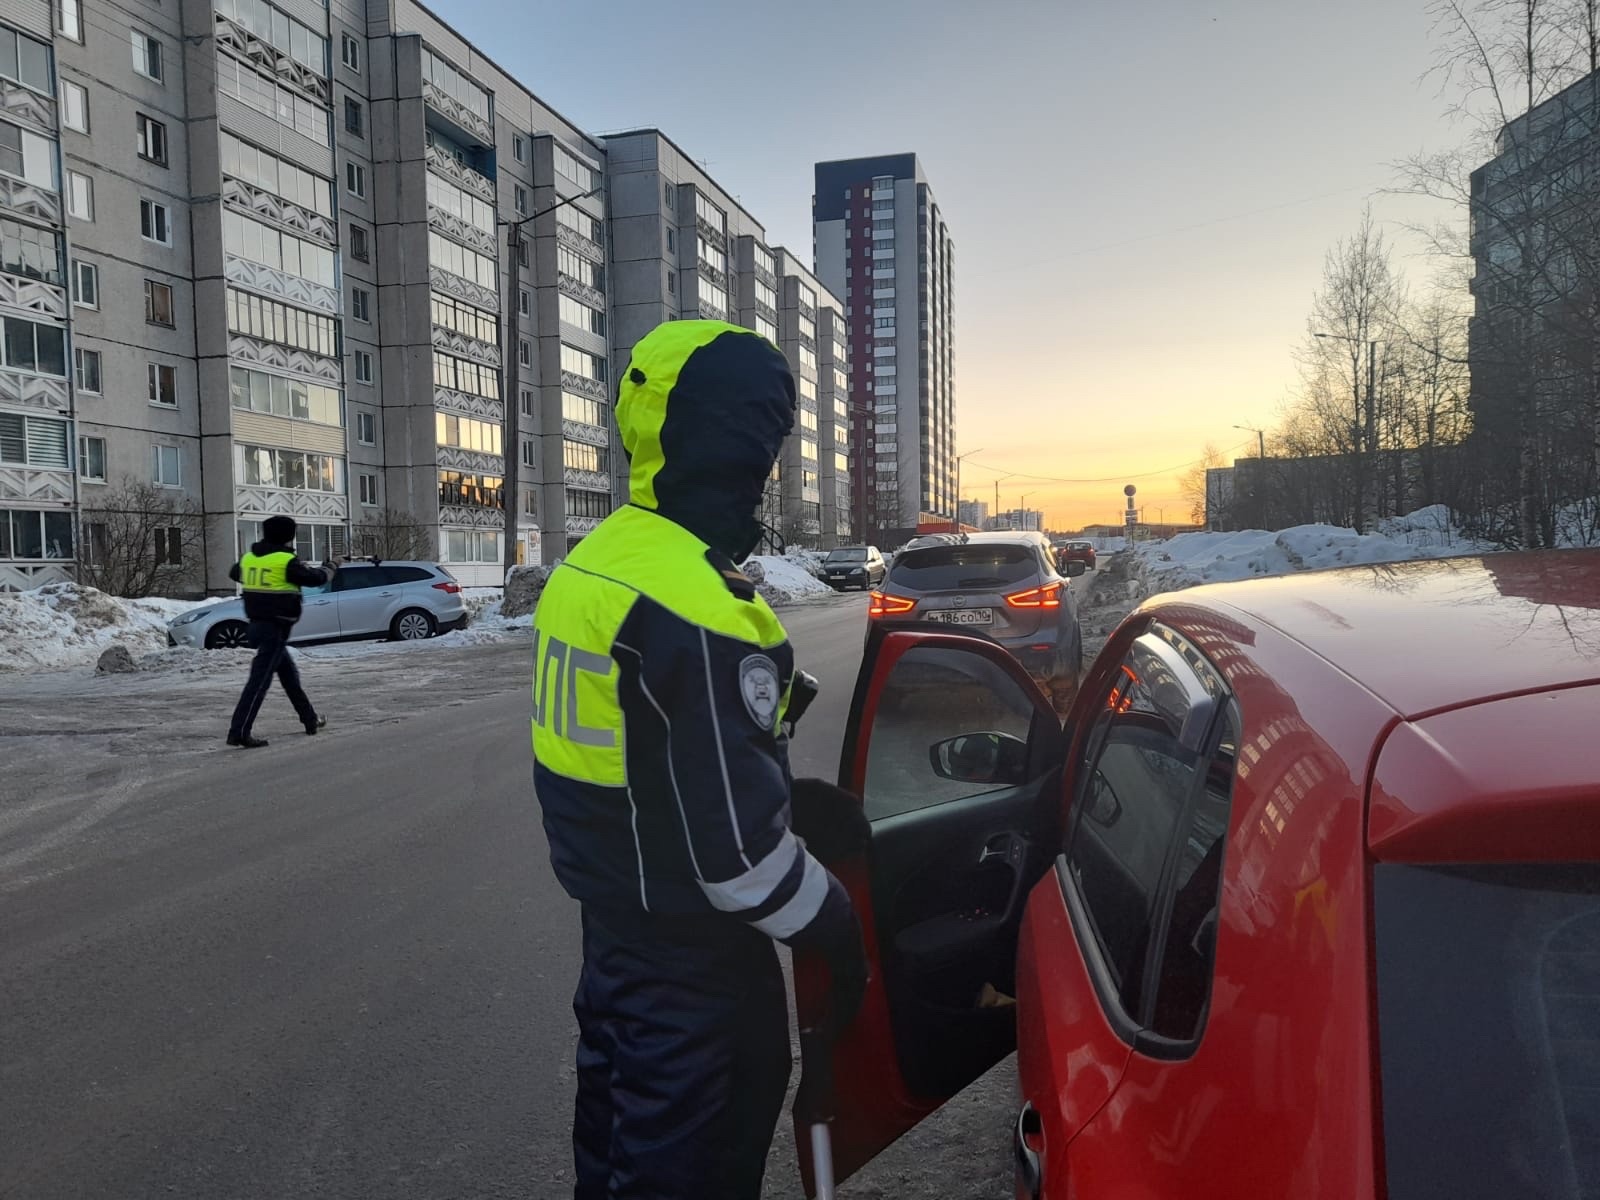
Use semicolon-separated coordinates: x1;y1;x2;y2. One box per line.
695;215;727;250
556;223;604;263
215;16;328;104
224;177;337;246
562;369;607;400
426;143;495;203
429;264;499;313
563;466;609;491
224;257;340;315
557;271;606;311
422;78;494;149
0;271;65;320
562;417;608;448
0;461;72;506
565;513;604;537
0;78;54;139
797;300;817;324
431;323;501;368
427;203;498;259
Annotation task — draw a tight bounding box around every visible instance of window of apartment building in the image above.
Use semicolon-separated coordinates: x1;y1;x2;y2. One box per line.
554;144;595;190
60;80;87;133
216;56;328;146
663;179;676;208
562;391;607;428
514;185;527;216
359;472;377;505
518;339;531;368
78;434;105;482
565;488;610;520
555;202;603;245
2;508;73;558
560;343;606;384
664;226;676;255
0;412;69;467
443;528;501;563
435;412;501;455
144;279;174;326
58;0;81;42
343;97;364;138
695;191;724;232
433;352;499;399
562;439;608;475
217;0;329;72
430;291;498;344
154;525;183;566
518;288;529;318
348;222;369;261
557;246;603;291
241;445;342;493
227;289;339;357
341;33;360;72
755;315;776;342
0;120;57;190
520;388;534;417
140;199;172;246
426;174;494;234
222;135;333;217
346;161;365;198
351;287;370;322
428;233;497;288
70;261;97;309
523;489;537;518
697;277;727;318
147;362;177;407
151;443;180;487
517;239;529;268
229;366;341;424
66;171;92;221
520;439;535;468
2;315;65;375
665;270;675;295
513;133;525;162
558;294;605;336
356;410;376;444
136;113;168;166
74;347;100;393
131;30;163;82
353;349;373;383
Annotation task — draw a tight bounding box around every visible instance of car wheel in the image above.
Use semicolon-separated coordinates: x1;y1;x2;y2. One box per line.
390;608;437;641
205;620;250;650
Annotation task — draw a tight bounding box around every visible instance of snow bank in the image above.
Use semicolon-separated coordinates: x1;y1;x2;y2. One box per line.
0;583;213;674
743;554;833;605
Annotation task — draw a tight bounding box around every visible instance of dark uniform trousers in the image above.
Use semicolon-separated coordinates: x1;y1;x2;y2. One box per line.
228;618;316;739
572;907;791;1200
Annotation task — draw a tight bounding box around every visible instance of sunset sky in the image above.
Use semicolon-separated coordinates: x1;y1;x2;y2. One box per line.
445;0;1470;530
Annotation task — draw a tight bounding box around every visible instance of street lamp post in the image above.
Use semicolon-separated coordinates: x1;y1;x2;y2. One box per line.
1019;491;1035;531
953;447;983;530
1233;423;1268;528
499;183;606;577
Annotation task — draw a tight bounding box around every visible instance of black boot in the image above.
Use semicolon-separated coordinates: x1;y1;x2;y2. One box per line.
227;734;269;749
305;715;327;735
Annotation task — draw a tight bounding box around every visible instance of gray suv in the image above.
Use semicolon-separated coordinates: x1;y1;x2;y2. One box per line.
868;531;1083;710
168;559;469;650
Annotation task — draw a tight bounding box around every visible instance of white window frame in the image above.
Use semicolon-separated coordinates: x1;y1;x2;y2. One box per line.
356;410;376;445
353;349;373;384
359;472;377;505
514;184;527;216
513;134;526;162
58;0;81;42
136;112;168;166
151;442;180;487
60;79;88;133
74;346;101;393
71;260;98;309
341;33;360;72
351;287;370;322
131;30;163;83
140;198;172;246
78;433;106;482
346;161;365;198
67;170;92;221
147;361;177;407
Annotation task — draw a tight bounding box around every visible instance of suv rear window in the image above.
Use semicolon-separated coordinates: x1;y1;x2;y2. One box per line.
1374;862;1600;1199
889;544;1038;590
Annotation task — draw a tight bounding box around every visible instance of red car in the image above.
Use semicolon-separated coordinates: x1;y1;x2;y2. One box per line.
796;550;1600;1199
1054;540;1097;576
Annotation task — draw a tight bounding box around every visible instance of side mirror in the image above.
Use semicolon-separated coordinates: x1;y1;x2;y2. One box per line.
928;731;1030;786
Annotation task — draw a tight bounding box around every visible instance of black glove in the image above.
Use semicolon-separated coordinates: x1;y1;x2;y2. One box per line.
783;871;869;1035
789;778;870;866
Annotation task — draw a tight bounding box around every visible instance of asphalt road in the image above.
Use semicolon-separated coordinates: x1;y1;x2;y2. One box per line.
3;593;1013;1200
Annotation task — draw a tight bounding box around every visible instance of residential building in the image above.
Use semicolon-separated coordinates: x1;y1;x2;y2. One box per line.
813;153;955;545
989;507;1043;532
770;247;847;547
957;498;988;529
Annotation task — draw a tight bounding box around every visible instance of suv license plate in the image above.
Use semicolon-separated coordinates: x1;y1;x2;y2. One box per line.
927;608;993;625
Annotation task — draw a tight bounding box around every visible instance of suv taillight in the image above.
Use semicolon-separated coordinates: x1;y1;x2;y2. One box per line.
868;590;916;617
432;581;461;594
1006;582;1063;609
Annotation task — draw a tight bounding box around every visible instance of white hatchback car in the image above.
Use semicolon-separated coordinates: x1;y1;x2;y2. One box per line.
168;559;469;649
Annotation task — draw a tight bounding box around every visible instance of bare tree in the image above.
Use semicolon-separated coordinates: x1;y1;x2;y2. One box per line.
1395;0;1600;545
1178;443;1225;526
352;508;433;560
76;478;205;598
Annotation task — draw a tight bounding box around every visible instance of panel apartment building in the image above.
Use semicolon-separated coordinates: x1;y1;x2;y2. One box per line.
604;129;850;550
0;1;850;596
813;153;954;545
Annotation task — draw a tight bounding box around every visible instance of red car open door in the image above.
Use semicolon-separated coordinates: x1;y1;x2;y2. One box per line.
793;626;1068;1194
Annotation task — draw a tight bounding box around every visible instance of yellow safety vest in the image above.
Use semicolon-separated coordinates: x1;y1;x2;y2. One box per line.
238;549;299;594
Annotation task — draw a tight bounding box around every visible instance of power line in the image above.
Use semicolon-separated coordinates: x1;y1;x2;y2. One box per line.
961;438;1256;486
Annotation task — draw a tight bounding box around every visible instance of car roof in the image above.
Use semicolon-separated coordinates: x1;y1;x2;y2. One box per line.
902;531;1049;550
338;560;437;569
1147;550;1600;719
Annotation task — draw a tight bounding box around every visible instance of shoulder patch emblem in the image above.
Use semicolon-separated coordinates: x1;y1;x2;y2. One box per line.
739;654;782;730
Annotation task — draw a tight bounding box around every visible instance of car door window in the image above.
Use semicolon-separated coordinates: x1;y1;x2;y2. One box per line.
1064;630;1225;1026
332;566;383;592
386;566;430;584
863;644;1039;821
1148;705;1237;1041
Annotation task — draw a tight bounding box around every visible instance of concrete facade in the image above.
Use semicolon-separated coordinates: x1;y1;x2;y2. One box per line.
813;153;954;545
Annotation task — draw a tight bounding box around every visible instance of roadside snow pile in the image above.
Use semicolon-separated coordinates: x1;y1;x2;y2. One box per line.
743;554;833;605
0;583;211;674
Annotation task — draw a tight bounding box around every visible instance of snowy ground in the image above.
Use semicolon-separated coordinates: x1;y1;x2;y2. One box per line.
0;553;836;678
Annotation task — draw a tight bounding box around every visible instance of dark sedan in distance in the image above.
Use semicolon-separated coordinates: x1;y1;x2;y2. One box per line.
821;545;887;590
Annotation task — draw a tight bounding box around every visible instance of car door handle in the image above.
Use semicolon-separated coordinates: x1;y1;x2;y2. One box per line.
1014;1101;1043;1199
309;599;331;606
377;591;395;596
980;832;1021;867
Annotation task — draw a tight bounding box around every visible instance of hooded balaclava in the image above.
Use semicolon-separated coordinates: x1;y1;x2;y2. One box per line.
263;514;298;546
615;320;796;561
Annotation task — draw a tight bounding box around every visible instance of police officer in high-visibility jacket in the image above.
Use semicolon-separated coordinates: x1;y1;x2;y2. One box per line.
532;320;870;1199
225;514;332;748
